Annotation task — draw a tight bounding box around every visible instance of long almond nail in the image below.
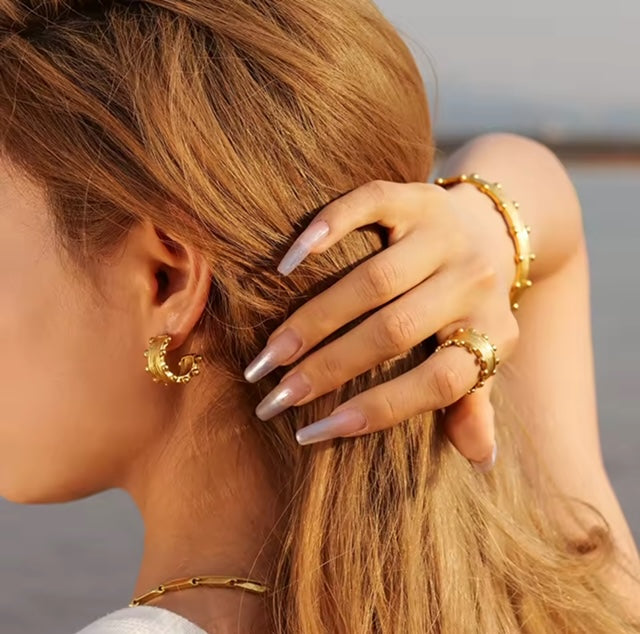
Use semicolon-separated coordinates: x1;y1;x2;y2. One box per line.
277;220;330;275
296;408;367;445
255;372;312;421
244;328;303;383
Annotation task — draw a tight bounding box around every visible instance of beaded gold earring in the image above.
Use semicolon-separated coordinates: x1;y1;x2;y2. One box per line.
143;334;203;385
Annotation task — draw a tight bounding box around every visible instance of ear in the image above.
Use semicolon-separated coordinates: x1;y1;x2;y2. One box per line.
126;218;212;351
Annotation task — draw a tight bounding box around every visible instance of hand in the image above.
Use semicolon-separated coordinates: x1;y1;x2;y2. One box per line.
243;180;520;472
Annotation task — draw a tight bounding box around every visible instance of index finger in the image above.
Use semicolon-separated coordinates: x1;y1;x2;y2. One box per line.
276;179;439;276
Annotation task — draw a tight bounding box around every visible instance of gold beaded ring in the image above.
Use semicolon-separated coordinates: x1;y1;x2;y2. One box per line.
435;173;536;311
434;327;500;394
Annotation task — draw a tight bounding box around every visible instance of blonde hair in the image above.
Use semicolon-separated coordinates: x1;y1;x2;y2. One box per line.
1;1;638;631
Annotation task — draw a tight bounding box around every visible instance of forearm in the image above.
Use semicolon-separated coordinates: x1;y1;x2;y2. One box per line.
438;134;640;612
436;132;585;297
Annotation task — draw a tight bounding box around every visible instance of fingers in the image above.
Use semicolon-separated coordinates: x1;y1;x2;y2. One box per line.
293;324;503;445
276;180;440;276
244;226;452;383
243;177;515;474
253;266;473;418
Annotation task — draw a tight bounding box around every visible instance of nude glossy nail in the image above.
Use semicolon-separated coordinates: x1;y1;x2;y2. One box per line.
470;442;498;474
244;328;303;383
277;220;330;275
296;408;367;445
255;372;312;421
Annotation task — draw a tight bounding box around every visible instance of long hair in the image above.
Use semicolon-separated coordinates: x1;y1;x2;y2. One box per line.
1;1;638;631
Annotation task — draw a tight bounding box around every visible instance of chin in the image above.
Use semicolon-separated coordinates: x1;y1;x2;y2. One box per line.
0;467;106;505
0;484;52;505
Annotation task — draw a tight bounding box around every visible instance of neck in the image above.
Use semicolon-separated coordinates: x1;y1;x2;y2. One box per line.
123;405;283;634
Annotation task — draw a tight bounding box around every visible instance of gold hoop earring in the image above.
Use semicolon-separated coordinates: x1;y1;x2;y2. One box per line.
143;334;203;385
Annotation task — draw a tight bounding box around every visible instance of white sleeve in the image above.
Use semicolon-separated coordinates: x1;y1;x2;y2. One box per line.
74;605;207;634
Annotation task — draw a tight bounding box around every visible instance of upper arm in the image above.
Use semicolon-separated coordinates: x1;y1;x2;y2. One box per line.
495;237;640;608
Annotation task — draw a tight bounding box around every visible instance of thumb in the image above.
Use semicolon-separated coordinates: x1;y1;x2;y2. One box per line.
442;377;497;473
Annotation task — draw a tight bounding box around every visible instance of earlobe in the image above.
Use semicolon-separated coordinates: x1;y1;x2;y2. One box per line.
165;310;182;335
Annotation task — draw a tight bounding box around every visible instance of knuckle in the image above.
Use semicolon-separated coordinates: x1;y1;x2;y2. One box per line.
359;258;400;302
381;392;398;425
375;309;417;352
317;353;345;385
363;179;388;206
430;364;462;404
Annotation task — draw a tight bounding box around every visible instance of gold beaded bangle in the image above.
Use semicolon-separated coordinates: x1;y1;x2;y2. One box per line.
435;173;536;311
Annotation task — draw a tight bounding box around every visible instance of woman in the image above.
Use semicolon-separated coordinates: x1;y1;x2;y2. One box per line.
0;1;638;633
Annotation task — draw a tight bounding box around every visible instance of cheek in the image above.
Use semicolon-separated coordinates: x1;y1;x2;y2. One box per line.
0;282;156;504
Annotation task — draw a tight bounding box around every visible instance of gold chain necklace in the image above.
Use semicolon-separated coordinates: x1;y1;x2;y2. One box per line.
129;575;271;607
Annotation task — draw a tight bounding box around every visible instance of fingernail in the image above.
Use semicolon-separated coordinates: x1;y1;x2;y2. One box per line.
277;220;330;275
296;408;367;445
470;442;498;474
255;372;312;421
244;328;303;383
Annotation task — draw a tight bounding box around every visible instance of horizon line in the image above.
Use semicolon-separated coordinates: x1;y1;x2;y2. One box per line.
436;134;640;163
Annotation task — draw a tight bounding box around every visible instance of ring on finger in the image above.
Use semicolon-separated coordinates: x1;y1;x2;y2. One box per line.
434;327;500;394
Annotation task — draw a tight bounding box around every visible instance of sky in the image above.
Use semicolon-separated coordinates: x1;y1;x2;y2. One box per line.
376;0;640;137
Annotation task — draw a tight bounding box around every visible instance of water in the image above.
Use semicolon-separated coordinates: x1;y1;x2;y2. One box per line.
570;163;640;538
0;163;638;633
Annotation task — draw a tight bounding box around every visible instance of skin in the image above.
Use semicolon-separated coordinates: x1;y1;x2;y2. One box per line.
443;135;640;615
255;132;640;615
1;132;638;631
0;157;278;633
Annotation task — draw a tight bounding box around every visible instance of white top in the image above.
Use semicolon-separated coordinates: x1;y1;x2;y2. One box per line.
74;605;207;634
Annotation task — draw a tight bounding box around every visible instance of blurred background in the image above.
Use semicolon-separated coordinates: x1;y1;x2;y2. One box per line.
1;2;638;632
